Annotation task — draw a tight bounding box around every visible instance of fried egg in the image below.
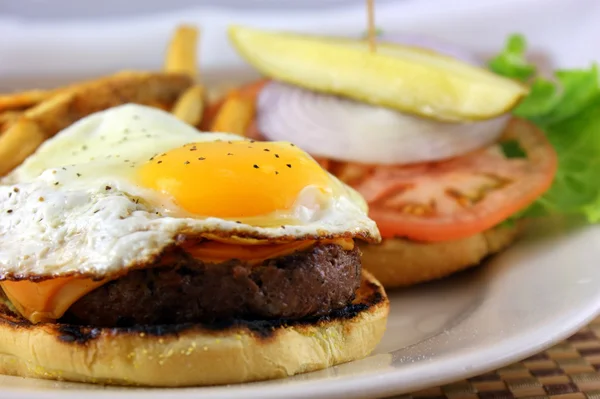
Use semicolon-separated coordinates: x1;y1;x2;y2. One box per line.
0;104;380;279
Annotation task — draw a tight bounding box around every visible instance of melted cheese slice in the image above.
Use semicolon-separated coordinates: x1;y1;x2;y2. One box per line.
0;238;354;323
0;277;108;324
183;238;354;264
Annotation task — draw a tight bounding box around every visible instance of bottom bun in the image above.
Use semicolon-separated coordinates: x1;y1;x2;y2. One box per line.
359;224;522;289
0;270;388;387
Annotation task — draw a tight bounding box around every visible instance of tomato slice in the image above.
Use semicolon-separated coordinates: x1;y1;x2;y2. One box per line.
337;118;557;242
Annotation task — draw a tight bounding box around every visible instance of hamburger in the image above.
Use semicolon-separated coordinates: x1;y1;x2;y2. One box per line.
0;104;388;386
227;26;600;288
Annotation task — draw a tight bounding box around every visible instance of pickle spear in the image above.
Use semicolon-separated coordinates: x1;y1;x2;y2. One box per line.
228;25;528;122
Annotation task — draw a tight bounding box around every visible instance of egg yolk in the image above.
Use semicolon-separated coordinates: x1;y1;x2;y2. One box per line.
137;140;333;219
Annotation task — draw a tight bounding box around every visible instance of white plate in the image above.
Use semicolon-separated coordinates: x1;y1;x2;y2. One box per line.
2;221;600;399
1;1;600;398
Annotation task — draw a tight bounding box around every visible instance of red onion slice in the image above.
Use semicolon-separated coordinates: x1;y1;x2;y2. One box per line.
257;81;510;166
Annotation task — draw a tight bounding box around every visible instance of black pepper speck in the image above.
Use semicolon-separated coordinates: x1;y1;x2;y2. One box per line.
198;157;205;161
236;221;242;224
38;197;44;202
184;161;190;165
157;161;163;164
13;188;19;193
76;173;81;177
275;171;279;175
275;154;280;158
227;153;233;156
54;182;59;186
286;164;292;168
263;148;270;152
105;186;112;191
253;164;259;169
6;210;12;214
290;143;295;147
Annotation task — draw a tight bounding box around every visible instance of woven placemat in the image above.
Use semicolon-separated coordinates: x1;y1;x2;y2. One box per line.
387;317;600;399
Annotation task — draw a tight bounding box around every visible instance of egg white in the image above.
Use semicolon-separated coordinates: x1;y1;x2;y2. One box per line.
0;104;379;278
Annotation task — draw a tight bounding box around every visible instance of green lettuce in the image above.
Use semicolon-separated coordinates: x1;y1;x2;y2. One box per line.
490;34;600;223
489;34;536;82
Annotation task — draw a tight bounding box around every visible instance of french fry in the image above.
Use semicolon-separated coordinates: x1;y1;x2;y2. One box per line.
171;85;205;126
210;91;256;135
0;119;46;176
206;83;238;104
201;79;268;131
0;111;22;126
0;111;23;134
25;71;193;136
164;25;199;79
0;71;193;176
0;70;147;113
0;90;52;112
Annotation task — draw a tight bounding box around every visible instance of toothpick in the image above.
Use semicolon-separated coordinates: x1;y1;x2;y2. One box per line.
367;0;376;53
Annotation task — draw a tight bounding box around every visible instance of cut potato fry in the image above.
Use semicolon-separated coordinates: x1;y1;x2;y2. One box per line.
0;90;52;112
164;25;199;79
210;91;256;135
25;71;192;137
0;70;150;113
228;25;528;122
0;111;22;134
201;99;226;131
172;85;205;126
0;71;193;176
201;79;267;131
0;118;46;175
0;111;22;129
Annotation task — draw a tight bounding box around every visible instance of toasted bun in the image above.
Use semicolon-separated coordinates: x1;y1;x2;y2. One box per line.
359;224;522;288
0;270;388;387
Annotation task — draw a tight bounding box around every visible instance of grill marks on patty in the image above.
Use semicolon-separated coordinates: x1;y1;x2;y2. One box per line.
62;244;361;328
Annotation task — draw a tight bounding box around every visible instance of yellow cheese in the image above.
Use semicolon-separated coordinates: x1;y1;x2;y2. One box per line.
1;277;108;324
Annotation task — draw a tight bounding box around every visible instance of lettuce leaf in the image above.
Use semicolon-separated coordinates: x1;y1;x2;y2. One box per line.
490;34;600;222
488;34;536;82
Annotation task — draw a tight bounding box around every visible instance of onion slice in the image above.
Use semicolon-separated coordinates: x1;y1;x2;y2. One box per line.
257;81;510;166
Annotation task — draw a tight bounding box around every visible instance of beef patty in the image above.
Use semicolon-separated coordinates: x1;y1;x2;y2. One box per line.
62;243;361;327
